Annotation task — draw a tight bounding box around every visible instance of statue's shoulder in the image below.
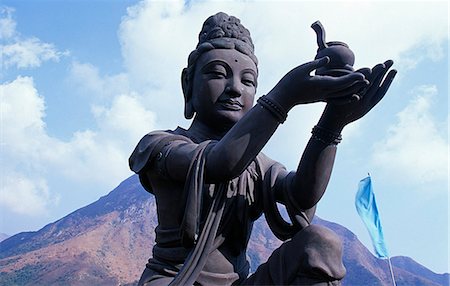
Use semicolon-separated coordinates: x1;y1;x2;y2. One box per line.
144;128;189;140
129;128;192;174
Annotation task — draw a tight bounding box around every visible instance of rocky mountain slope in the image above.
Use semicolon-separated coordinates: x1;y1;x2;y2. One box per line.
1;175;448;285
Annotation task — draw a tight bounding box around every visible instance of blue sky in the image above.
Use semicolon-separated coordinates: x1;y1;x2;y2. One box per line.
1;0;448;274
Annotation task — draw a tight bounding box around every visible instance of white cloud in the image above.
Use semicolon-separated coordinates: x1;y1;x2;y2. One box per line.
68;60;156;149
0;6;16;39
0;6;159;218
69;62;104;95
0;76;156;215
92;93;156;141
0;7;68;69
0;76;48;157
119;0;195;88
55;130;129;186
0;77;58;215
110;0;450;173
396;39;446;73
116;0;448;131
56;93;157;186
2;38;68;69
372;85;448;185
69;62;130;100
0;172;57;215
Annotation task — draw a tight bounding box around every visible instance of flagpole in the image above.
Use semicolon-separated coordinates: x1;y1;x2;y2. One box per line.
387;256;396;286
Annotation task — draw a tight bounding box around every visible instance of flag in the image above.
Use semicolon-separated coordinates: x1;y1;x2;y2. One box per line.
355;176;389;258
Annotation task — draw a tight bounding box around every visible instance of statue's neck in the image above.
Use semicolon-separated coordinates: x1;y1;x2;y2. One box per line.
187;119;230;142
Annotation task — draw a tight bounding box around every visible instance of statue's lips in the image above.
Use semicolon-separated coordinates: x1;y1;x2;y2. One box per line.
218;99;243;111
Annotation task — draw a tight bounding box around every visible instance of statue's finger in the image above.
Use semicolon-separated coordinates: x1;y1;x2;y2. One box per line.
383;60;394;69
355;67;371;79
304;56;330;73
326;81;368;99
369;63;387;82
365;63;391;98
370;69;397;107
327;95;358;105
321;72;368;91
355;65;383;98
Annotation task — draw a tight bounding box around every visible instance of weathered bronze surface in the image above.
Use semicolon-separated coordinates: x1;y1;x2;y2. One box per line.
130;12;396;286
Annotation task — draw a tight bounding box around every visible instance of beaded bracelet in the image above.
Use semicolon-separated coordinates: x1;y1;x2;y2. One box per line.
257;96;288;123
311;125;342;145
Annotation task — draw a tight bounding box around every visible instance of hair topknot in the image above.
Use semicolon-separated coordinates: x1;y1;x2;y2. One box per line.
198;12;254;51
187;12;257;68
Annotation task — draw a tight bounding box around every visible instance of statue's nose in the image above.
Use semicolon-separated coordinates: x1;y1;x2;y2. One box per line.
225;80;242;98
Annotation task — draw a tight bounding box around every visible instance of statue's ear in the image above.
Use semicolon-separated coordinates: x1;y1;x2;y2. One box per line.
181;68;194;119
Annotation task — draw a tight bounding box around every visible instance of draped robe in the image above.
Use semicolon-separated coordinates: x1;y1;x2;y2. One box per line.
129;127;344;285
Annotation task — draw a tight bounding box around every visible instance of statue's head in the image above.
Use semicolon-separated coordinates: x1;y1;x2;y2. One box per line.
182;12;258;129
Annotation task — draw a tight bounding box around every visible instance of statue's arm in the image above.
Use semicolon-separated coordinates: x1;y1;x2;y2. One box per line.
275;60;397;214
139;60;394;191
163;58;368;183
160;107;280;183
276;116;340;214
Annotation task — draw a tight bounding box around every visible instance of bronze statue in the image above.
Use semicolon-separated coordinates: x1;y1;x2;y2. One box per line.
130;12;396;285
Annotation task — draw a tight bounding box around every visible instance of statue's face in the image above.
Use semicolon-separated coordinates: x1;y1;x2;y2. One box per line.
190;48;257;129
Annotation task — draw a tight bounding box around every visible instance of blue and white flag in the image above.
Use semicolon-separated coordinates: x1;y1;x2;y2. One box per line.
355;176;389;258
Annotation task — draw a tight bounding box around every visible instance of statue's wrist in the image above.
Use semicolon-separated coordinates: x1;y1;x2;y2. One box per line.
317;119;345;134
258;86;297;123
311;125;342;145
265;88;296;112
317;109;346;134
257;94;288;123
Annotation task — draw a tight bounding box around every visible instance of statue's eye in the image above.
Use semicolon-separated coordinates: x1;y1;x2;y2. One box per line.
242;74;256;87
203;63;228;79
209;70;227;78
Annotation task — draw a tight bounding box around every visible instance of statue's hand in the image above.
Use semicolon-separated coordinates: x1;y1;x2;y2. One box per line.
266;57;369;110
320;60;397;130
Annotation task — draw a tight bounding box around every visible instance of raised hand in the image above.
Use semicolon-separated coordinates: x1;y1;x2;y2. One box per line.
319;60;397;131
266;57;369;111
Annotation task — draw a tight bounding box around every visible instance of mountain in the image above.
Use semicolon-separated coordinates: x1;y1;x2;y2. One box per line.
390;257;450;286
0;233;10;243
0;175;448;286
